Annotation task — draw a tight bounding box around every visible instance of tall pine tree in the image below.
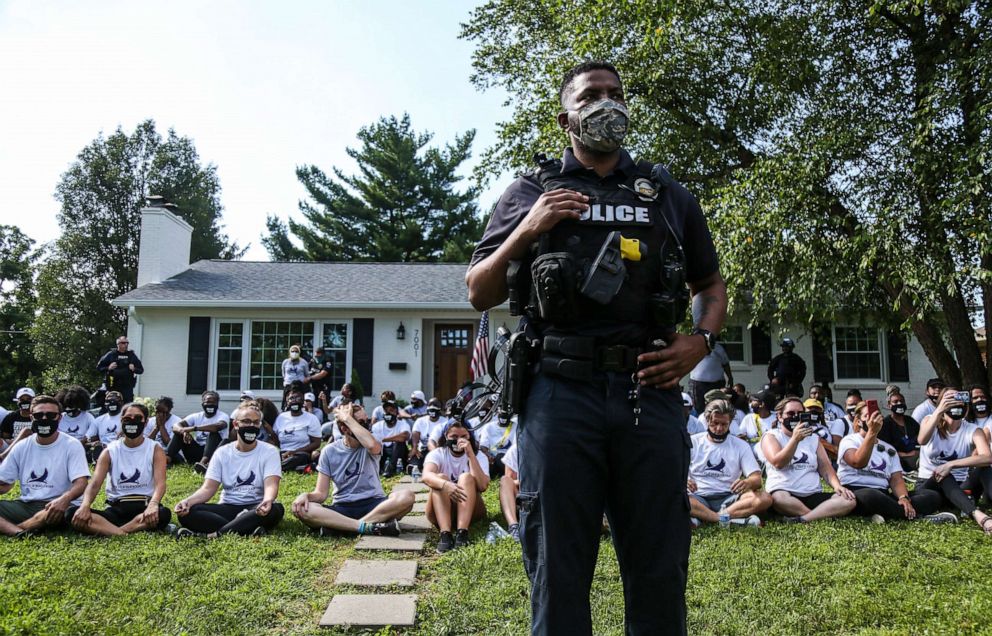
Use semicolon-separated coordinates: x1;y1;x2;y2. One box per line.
263;114;483;262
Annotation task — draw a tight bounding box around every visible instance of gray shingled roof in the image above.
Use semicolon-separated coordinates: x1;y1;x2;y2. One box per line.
113;260;475;308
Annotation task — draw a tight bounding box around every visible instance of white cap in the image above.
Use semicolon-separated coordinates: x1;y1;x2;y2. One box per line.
15;387;35;400
240;390;256;400
410;390;426;403
681;392;693;408
304;392;316;402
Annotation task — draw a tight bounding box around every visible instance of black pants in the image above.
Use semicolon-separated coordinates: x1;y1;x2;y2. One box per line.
488;453;506;478
166;432;221;465
409;445;429;472
519;372;689;636
66;499;172;530
379;443;408;476
688;379;723;415
917;475;979;515
898;453;919;472
281;451;312;472
180;502;285;535
848;486;940;519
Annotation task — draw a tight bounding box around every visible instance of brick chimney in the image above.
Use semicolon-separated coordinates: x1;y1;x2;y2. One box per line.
136;196;193;286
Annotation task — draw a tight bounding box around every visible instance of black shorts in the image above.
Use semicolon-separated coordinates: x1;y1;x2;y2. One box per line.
793;492;832;509
326;496;387;519
66;498;172;530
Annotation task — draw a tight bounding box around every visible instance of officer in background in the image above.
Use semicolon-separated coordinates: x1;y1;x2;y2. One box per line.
767;337;806;399
96;336;144;403
466;61;727;636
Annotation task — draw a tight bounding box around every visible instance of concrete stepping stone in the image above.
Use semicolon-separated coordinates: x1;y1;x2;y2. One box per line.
414;492;428;502
334;559;417;587
411;501;427;513
319;594;417;628
398;475;413;483
355;533;426;552
393;482;429;493
398;515;432;532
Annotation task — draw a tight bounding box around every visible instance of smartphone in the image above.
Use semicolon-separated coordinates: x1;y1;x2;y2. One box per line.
955;391;971;403
865;399;879;419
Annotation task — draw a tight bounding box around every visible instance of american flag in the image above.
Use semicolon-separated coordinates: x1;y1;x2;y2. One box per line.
470;310;490;380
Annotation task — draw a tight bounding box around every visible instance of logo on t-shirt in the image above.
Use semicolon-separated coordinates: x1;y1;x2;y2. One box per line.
28;468;49;484
791;452;811;468
935;450;960;462
105;425;117;434
704;458;726;473
869;458;887;473
234;471;256;487
119;468;141;485
68;425;80;434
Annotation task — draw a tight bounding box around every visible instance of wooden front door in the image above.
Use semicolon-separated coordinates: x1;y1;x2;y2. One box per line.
434;324;474;402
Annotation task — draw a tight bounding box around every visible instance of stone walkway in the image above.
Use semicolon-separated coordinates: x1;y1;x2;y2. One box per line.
319;476;431;629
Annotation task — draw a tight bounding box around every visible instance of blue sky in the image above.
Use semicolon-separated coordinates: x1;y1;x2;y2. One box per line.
0;0;515;259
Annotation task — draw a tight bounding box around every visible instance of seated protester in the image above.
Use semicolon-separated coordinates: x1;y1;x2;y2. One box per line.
411;398;446;470
292;403;413;536
67;403;171;535
837;401;942;523
804;399;841;462
969;385;991;432
303;392;325;424
428;400;463;451
0;395;89;536
878;391;921;473
370;390;397;423
56;385;95;445
740;390;776;448
252;397;279;445
173;403;284;538
913;377;945;425
810;383;845;425
687;400;772;527
842;391;861;434
145;397;179;450
682;393;705;435
761;397;857;523
479;415;517;479
372;401;411;477
272;391;321;472
165;390;229;473
327;382;361;411
500;442;521;541
917;387;992;534
407;391;429;418
422;419;491;553
86;391;124;462
1;388;36;460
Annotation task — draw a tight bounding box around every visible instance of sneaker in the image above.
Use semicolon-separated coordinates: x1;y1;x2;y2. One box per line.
193;461;208;475
454;528;470;548
923;512;959;524
869;514;886;525
508;523;520;542
436;531;454;554
13;529;35;539
730;515;763;527
164;523;179;536
781;515;805;524
251;526;267;537
368;520;401;537
175;527;203;540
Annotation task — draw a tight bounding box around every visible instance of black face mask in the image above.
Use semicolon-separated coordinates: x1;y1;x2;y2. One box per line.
18;401;31;412
238;426;260;443
892;404;907;416
31;414;58;437
974;401;989;416
427;409;441;420
384;413;397;426
289;402;302;413
202;403;218;417
782;415;800;432
750;404;762;414
948;406;966;420
106;402;121;415
846;407;856;417
928;394;940;404
859;421;868;433
121;419;144;439
708;429;730;442
448;440;466;456
65;408;81;418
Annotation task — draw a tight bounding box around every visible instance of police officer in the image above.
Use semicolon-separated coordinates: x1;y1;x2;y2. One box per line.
767;337;806;399
96;336;144;403
467;61;727;636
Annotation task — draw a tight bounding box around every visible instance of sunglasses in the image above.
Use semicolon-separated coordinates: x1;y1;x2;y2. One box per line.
31;412;59;422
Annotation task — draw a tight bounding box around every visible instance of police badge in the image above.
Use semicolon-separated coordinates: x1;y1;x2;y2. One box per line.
633;177;658;201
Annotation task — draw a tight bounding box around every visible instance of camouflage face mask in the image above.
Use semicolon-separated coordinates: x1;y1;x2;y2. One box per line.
573;99;629;152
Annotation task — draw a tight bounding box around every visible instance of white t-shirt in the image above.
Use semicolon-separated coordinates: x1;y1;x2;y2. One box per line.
912;400;937;426
429;420;451;444
145;414;182;449
412;415;445;446
689;343;730;382
317;440;384;503
88;413;122;445
730;409;746;437
105;437;157;500
824;402;846;423
689;433;760;496
205;442;282;506
183;410;231;446
685;415;705;435
503;444;519;474
763;428;822;496
837;434;901;489
371;419;411;448
424;447;490;482
919;422;979;483
59;412;94;443
740;412;776;445
829;417;851;440
274;412;321;452
479;419;517;454
976;416;991;432
0;433;90;504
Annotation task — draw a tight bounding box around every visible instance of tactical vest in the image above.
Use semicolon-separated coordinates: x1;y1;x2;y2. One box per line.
518;154;688;331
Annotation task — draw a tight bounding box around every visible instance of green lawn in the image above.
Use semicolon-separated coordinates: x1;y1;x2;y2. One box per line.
2;469;992;635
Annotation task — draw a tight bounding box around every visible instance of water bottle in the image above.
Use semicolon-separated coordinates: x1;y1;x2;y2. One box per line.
718;512;730;528
411;466;421;483
485;523;498;545
491;522;511;539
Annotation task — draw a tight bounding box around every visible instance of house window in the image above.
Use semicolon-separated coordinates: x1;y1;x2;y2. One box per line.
440;328;470;349
215;322;244;391
834;326;883;381
320;322;350;391
249;321;314;390
721;325;745;363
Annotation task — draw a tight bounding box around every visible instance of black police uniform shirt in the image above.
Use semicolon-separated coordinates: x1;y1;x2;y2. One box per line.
309;357;334;395
471;148;719;344
97;349;144;390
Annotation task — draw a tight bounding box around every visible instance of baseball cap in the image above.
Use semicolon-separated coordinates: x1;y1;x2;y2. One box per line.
780;337;795;348
410;390;426;403
926;378;945;388
681;392;693;408
803;398;824;410
15;387;35;400
704;388;731;404
240;390;256;400
304;392;316;402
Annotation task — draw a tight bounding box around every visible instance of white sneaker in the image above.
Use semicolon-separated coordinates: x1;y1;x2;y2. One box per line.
745;514;762;527
870;514;886;525
923;512;959;524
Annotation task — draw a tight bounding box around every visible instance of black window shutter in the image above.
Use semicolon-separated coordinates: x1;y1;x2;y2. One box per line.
750;323;772;366
887;331;910;382
811;322;835;385
353;318;374;398
186;317;210;394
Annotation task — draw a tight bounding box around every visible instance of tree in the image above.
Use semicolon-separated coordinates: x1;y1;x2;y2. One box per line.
31;120;242;389
462;0;992;389
0;226;41;397
263;114;483;262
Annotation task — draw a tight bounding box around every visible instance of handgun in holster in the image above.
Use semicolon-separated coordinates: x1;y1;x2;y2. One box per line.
499;330;532;419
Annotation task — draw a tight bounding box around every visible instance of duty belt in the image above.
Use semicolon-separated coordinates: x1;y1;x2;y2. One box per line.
540;335;642;381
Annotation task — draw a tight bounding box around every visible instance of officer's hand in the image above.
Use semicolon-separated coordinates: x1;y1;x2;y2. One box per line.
108;362;118;370
517;189;588;241
686;478;697;493
128;363;136;372
636;333;709;389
